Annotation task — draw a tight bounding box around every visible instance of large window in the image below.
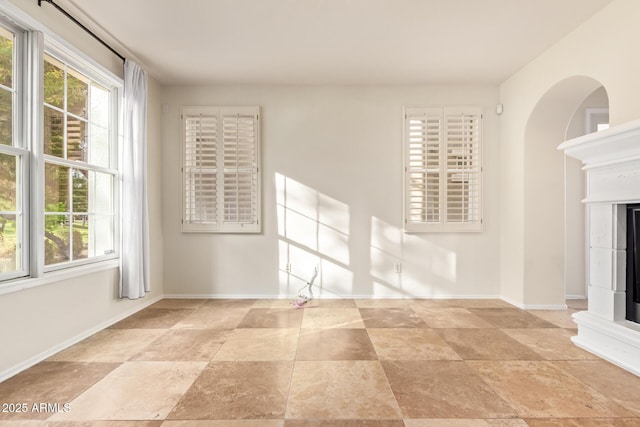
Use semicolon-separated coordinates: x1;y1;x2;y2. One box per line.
0;24;26;281
182;106;261;233
403;106;483;232
43;54;117;268
0;15;120;286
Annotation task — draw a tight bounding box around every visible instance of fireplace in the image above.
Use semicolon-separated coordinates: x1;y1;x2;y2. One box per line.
559;119;640;376
627;204;640;323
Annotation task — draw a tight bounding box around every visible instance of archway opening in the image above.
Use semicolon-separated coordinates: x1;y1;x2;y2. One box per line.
523;76;608;306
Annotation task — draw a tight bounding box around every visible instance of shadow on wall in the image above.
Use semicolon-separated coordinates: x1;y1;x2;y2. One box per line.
523;75;607;305
275;172;457;298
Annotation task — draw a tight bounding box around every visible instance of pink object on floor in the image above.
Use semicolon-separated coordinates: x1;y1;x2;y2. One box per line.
291;298;309;309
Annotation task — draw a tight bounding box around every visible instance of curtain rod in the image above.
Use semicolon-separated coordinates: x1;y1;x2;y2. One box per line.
37;0;126;63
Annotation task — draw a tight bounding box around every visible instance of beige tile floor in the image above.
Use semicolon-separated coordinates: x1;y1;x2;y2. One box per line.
2;298;640;426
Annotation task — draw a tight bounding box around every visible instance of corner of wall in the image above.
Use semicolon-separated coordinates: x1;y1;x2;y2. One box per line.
146;75;165;296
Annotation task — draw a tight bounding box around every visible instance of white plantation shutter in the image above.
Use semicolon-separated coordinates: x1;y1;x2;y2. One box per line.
182;106;261;233
222;112;258;225
445;108;482;229
405;108;442;226
404;106;482;232
184;112;218;227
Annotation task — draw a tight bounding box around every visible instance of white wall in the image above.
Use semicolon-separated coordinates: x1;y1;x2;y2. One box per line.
521;77;602;307
161;85;500;298
565;87;609;298
0;1;164;379
500;0;640;306
5;0;123;78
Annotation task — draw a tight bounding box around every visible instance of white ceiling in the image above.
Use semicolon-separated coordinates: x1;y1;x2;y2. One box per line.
65;0;613;86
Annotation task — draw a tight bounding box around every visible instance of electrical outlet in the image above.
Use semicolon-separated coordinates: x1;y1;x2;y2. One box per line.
285;263;291;273
394;263;402;273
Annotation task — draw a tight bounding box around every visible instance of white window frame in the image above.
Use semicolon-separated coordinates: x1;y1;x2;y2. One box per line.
0;2;123;292
403;106;483;233
41;46;120;272
0;20;29;282
181;105;261;233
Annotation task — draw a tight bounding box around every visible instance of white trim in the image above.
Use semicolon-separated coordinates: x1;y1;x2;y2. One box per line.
582;196;640;204
581;154;640;171
28;29;44;278
0;259;118;296
500;295;568;310
0;293;162;382
572;311;640;377
520;304;568;310
164;294;275;300
558;117;640;165
566;294;587;300
164;293;506;300
585;108;609;135
44;253;118;274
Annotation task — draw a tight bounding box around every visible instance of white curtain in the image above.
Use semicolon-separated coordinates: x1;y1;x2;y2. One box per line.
120;59;150;299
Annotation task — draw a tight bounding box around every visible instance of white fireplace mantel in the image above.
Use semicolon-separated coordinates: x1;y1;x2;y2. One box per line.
559;118;640;376
559;118;640;167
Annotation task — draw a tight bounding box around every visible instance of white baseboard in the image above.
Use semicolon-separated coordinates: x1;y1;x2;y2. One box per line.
572;311;640;377
566;294;588;300
500;296;568;310
0;295;163;383
521;304;568;310
163;293;504;300
163;293;284;299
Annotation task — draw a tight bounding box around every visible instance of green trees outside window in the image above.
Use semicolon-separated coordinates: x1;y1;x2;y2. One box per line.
0;21;118;280
0;27;17;274
43;54;114;266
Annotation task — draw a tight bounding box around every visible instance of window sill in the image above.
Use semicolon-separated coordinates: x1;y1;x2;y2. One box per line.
0;259;120;296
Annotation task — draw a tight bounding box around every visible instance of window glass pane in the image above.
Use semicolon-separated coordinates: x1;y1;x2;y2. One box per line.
0;152;15;210
67;67;88;119
44;55;64;109
0;152;18;273
0;27;12;148
0;27;13;89
72;214;88;260
89;171;113;214
44;214;69;265
0;89;12;146
45;162;69;212
72;168;88;213
89;214;114;257
67;118;87;162
44;106;64;156
90;83;109;128
89;124;109;167
0;214;18;273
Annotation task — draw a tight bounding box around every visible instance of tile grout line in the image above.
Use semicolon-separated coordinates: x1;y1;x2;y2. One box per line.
283;305;305;421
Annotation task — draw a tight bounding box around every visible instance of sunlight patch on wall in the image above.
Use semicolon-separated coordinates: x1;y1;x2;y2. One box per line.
370;216;457;297
370;216;403;292
276;173;352;296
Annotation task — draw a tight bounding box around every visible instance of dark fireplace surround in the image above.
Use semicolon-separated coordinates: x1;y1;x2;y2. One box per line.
627;204;640;323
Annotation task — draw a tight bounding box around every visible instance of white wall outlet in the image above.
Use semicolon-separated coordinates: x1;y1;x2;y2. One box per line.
285;263;292;273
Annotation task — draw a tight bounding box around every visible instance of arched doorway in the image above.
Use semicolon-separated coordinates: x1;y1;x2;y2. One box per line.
523;76;608;306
